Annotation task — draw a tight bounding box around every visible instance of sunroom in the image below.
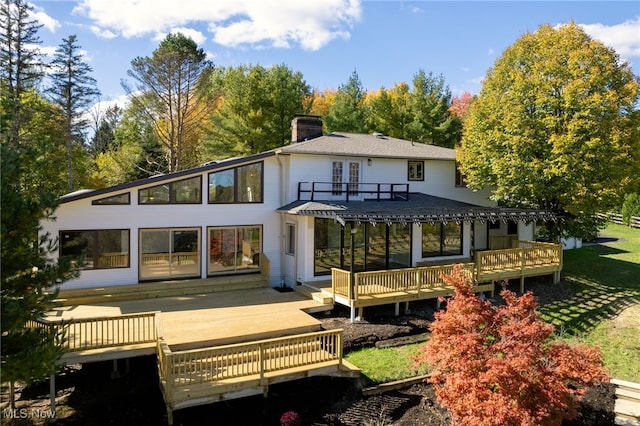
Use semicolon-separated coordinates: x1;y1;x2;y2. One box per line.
278;192;562;321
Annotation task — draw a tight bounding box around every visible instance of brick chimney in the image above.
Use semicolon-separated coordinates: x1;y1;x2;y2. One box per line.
291;114;323;143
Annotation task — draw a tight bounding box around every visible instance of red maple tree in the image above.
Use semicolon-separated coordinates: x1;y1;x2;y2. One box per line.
414;265;608;426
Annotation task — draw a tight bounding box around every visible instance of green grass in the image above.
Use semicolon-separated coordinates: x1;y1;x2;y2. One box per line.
538;223;640;381
345;224;640;384
344;342;430;384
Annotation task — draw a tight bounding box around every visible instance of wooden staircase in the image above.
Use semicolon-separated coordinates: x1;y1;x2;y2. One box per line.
613;379;640;425
295;283;334;306
55;274;269;306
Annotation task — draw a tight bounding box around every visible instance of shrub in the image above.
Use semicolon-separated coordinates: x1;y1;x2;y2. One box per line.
280;410;302;426
414;265;608;426
621;193;640;226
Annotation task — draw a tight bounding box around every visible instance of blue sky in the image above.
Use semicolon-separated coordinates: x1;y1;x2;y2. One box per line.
30;0;640;105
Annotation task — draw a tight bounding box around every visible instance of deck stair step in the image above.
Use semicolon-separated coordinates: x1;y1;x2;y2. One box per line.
56;276;268;306
612;378;640;425
295;284;333;305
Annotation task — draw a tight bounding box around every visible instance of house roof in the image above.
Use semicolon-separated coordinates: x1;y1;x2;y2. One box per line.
277;193;558;225
277;132;455;160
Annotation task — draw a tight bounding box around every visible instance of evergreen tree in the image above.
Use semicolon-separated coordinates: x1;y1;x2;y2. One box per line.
407;70;460;148
47;34;100;191
1;92;78;408
201;63;311;159
89;104;122;157
0;0;45;145
324;69;367;133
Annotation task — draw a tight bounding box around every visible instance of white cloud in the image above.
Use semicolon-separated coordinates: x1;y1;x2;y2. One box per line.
153;27;207;45
73;0;361;51
30;4;60;33
579;17;640;59
90;25;117;39
488;48;495;56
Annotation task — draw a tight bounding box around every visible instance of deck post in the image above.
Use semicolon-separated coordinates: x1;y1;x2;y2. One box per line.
394;302;400;316
49;374;56;417
404;301;410;314
350;305;356;323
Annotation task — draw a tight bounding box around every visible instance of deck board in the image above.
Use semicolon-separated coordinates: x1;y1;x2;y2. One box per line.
47;287;329;354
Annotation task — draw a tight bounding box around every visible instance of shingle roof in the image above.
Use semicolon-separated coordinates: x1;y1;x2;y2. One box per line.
277;193;558;225
278;132;455;160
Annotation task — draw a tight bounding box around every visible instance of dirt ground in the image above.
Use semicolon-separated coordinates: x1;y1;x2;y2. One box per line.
1;279;618;426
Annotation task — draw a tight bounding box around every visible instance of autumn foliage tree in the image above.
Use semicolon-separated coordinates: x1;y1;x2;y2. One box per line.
414;265;608;426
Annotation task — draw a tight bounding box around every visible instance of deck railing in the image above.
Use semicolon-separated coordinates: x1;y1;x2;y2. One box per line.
331;242;562;305
28;312;159;352
297;181;410;202
332;263;475;299
158;329;343;393
475;241;562;277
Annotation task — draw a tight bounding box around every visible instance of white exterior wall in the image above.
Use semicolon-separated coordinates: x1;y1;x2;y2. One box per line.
42;157;284;289
284;153;493;206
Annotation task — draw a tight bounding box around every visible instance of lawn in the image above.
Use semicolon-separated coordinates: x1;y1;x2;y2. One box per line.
539;223;640;382
346;223;640;384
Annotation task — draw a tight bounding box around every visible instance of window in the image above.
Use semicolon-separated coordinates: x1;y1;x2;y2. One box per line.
408;161;424;181
285;224;295;255
313;219;412;276
92;193;130;205
331;160;360;197
139;176;201;204
332;161;343;195
348;162;359;195
139;228;200;280
60;230;130;269
208;162;263;203
208;226;261;275
422;222;462;257
455;162;466;187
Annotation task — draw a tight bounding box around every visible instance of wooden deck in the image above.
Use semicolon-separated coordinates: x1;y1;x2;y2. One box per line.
329;241;562;320
34;281;357;424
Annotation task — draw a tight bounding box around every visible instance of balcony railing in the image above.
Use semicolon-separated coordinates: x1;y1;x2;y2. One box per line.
297;182;410;202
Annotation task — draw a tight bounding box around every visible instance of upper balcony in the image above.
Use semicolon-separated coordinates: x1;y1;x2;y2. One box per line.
297;181;410;202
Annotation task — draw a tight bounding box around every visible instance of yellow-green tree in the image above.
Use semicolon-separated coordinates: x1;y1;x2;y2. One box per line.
364;82;412;139
458;22;640;239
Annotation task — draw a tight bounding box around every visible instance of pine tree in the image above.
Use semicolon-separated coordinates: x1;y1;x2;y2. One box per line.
324;69;367;133
47;34;100;191
0;0;45;145
123;32;213;172
1;97;78;408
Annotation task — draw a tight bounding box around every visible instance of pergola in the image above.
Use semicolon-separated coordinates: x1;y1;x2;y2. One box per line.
278;192;559;226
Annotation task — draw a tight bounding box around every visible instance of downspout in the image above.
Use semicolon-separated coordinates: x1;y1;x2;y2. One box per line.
275;150;288;287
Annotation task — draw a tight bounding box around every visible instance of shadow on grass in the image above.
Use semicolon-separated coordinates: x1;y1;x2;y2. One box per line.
538;245;640;336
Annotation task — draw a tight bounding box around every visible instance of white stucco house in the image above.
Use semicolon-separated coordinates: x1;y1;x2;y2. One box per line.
43;115;558;291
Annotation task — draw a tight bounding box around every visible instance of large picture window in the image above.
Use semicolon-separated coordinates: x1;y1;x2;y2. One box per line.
209;162;263;203
139;176;201;204
208;226;261;275
313;219;411;276
60;229;130;269
422;222;462;257
139;228;200;280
